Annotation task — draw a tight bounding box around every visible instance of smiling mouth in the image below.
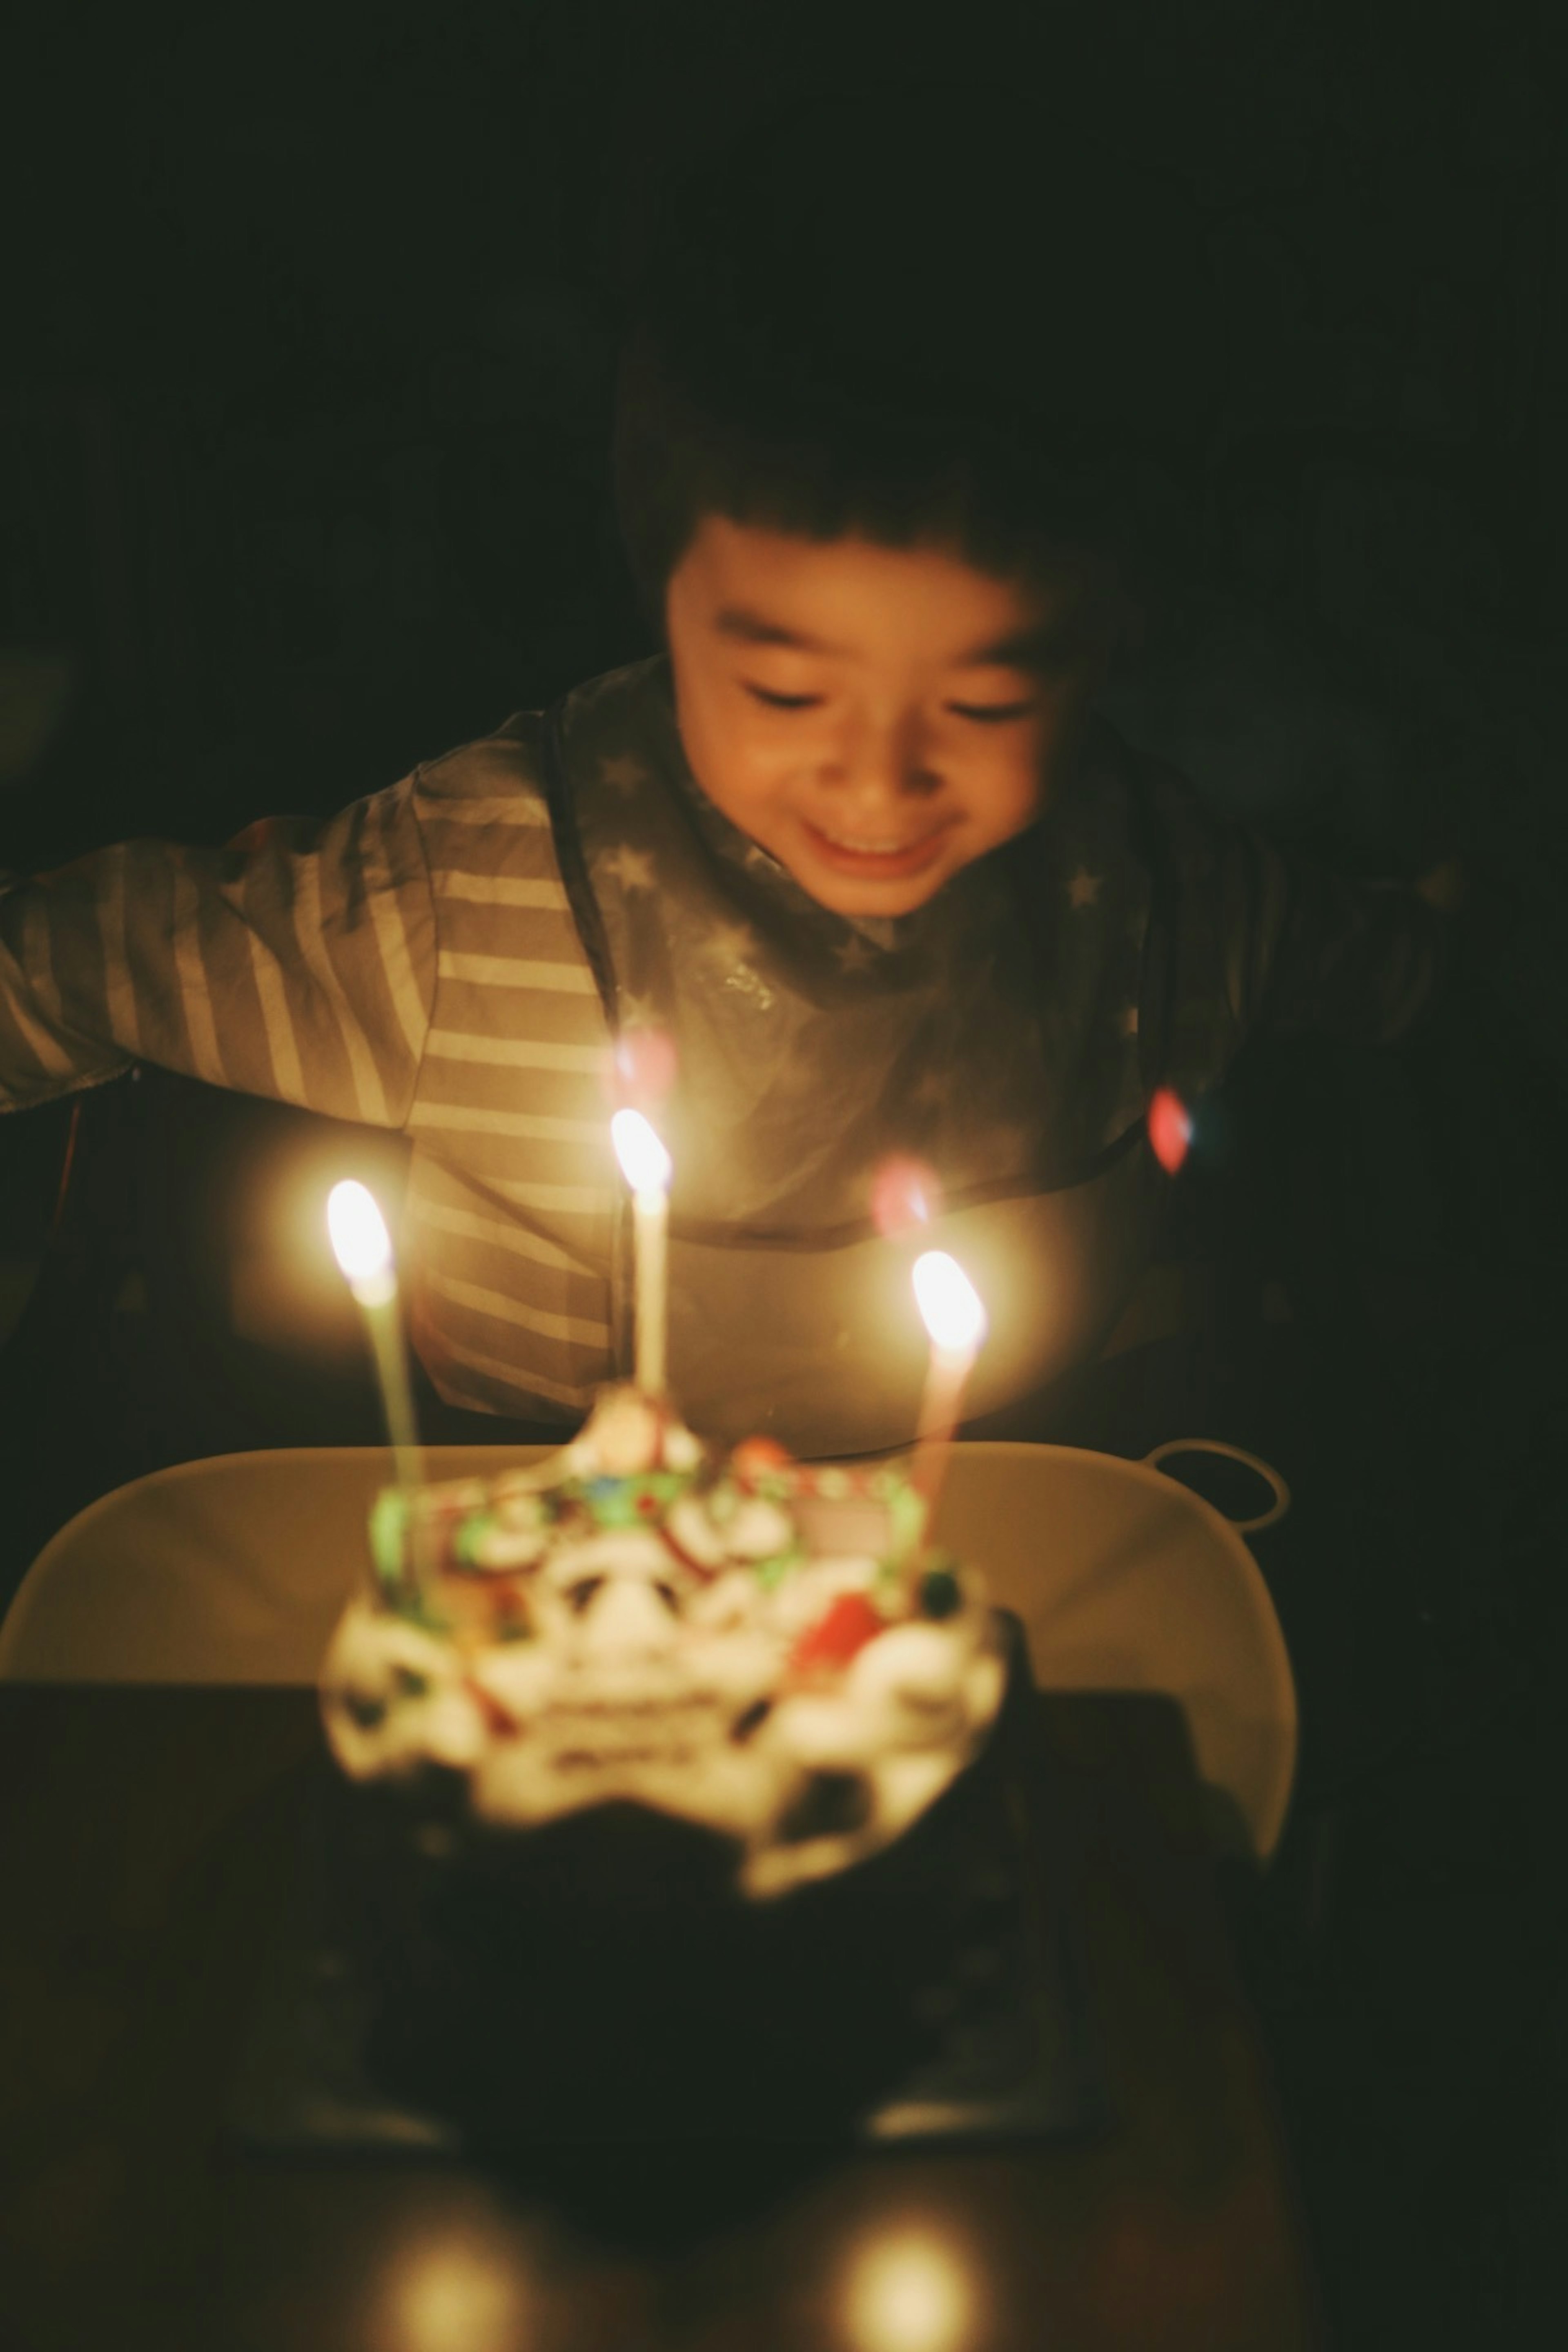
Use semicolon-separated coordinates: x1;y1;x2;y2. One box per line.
819;831;921;853
802;819;953;874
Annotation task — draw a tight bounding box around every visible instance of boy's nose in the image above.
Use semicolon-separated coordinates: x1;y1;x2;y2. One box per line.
820;729;942;807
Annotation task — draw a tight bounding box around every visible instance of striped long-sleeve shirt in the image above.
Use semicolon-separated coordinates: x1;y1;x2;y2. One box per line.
0;657;1448;1443
0;711;621;1420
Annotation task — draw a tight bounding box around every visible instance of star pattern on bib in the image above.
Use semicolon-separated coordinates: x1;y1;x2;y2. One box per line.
600;754;648;795
833;934;877;975
702;918;762;971
602;844;657;894
1068;869;1103;910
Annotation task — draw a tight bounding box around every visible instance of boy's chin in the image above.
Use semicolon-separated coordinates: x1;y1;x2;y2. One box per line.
781;844;959;921
805;874;949;919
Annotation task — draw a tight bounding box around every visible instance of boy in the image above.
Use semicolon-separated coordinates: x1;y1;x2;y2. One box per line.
0;78;1455;1456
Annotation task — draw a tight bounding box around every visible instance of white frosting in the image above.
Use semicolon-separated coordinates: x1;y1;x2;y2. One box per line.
320;1386;1003;1898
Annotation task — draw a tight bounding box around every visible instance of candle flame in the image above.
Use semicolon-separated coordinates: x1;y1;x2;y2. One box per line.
611;1107;673;1196
327;1180;394;1287
912;1250;987;1356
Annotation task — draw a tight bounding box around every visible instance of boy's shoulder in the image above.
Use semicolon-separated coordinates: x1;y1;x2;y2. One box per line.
412;710;549;812
412;659;668;812
555;654;672;770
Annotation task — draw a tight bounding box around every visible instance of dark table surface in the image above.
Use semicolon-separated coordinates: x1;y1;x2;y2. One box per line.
0;1685;1323;2352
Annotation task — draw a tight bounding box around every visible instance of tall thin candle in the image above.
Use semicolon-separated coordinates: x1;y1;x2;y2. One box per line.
327;1179;423;1492
910;1249;988;1535
610;1107;673;1394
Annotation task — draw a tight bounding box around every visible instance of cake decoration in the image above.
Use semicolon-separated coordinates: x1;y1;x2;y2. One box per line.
321;1144;1005;1911
322;1381;1004;1898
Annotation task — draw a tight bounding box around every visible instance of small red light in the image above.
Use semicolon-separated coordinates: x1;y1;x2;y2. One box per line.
871;1154;942;1238
1147;1087;1193;1175
608;1026;678;1109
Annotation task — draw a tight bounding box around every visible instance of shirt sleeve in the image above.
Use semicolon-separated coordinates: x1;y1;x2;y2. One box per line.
0;777;437;1127
1141;766;1452;1100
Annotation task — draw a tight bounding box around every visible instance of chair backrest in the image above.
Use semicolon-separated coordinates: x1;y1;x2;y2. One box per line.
0;1439;1296;1859
0;1076;419;1627
0;1446;552;1686
932;1443;1295;1859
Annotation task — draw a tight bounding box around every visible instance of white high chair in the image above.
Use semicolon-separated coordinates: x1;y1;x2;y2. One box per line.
0;1438;1296;1860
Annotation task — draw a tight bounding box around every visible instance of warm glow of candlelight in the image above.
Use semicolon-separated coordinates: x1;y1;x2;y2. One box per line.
842;2227;977;2352
326;1178;421;1492
912;1251;987;1358
328;1179;394;1301
610;1107;673;1198
909;1251;987;1541
611;1108;672;1393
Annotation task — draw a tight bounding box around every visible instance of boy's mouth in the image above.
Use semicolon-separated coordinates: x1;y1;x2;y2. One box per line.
800;818;953;880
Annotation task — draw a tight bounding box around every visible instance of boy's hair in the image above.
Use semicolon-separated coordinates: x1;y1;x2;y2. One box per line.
611;72;1220;637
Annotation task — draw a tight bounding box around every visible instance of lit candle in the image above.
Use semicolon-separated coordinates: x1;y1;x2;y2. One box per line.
327;1179;423;1493
610;1107;673;1394
910;1249;988;1532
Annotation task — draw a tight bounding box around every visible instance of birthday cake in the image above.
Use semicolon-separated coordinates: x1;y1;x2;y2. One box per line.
317;1382;1013;2136
321;1381;1005;1898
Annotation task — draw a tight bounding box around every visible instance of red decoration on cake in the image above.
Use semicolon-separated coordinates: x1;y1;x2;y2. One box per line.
466;1676;519;1737
732;1435;793;1482
656;1517;722;1580
790;1592;884;1675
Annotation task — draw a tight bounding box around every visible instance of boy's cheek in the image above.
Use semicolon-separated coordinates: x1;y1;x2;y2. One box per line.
679;719;787;840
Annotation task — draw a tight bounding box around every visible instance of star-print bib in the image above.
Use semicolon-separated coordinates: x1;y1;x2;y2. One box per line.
543;659;1164;1454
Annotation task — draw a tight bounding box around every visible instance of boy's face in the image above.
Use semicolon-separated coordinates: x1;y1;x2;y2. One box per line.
664;515;1114;918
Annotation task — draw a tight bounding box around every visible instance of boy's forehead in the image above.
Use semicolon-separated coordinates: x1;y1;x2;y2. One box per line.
676;514;1100;666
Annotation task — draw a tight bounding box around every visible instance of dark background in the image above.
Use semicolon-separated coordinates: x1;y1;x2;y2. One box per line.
2;0;1565;1036
2;4;1567;2345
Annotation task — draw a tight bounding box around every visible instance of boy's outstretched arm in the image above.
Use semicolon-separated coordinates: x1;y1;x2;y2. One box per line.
0;782;435;1129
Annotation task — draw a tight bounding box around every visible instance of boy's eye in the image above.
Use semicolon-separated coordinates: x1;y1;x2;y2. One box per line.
743;686;1036;722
